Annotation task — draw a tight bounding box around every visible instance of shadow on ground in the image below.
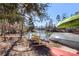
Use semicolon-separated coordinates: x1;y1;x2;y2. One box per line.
33;45;51;56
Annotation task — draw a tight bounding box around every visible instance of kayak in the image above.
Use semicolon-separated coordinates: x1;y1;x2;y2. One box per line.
50;47;79;56
49;33;79;49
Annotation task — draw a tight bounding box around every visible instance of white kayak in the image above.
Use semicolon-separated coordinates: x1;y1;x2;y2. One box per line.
49;32;79;49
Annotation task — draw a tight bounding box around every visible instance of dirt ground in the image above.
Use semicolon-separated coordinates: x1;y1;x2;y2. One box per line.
0;34;77;56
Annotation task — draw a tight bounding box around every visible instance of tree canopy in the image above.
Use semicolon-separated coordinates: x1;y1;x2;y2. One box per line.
0;3;48;24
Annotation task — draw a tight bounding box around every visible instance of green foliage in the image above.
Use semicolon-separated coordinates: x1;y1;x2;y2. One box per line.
0;3;20;24
0;3;48;23
56;15;61;22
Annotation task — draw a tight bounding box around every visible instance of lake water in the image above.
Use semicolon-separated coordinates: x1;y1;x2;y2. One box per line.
27;30;52;41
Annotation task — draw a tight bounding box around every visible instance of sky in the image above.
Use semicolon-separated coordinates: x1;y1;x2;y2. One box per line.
34;3;79;27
